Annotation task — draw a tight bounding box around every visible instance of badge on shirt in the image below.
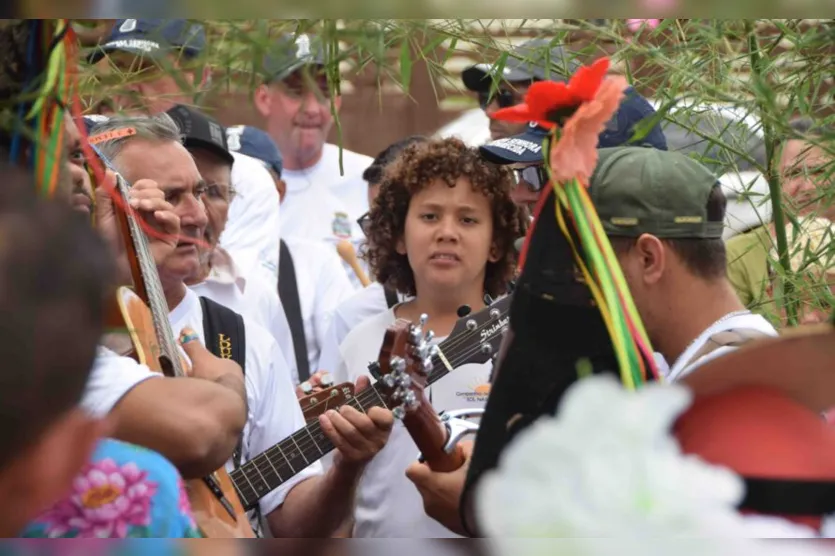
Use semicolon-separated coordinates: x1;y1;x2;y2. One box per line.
332;212;352;239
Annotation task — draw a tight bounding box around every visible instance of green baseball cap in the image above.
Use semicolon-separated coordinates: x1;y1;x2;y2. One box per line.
590;146;725;239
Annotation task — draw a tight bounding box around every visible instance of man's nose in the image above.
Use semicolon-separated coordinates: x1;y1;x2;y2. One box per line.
179;192;208;227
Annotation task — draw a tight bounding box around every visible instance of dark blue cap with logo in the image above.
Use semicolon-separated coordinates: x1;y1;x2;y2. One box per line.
87;19;206;65
479;87;668;164
225;126;283;177
262;33;328;83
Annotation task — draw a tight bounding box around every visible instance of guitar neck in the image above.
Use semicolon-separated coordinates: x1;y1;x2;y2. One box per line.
113;174;184;377
229;381;390;510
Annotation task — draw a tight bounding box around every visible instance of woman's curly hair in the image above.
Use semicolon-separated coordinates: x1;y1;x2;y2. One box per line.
363;136;525;298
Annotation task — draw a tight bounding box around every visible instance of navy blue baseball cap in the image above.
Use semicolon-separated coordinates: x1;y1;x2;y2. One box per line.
262;33;328;83
226;126;283;177
479;87;668;164
87;19;206;65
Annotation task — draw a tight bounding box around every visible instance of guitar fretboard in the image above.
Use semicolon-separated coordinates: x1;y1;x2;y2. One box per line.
113;172;184;377
229;382;390;510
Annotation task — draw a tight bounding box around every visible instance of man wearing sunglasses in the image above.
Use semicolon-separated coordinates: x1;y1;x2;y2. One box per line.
479;99;668;210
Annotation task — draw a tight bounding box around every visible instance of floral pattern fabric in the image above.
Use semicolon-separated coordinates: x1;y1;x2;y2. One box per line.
20;439;202;538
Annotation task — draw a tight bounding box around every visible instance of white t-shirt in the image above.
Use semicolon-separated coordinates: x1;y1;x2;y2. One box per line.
169;288;322;522
336;308;492;538
281;237;356;379
667;311;778;382
319;282;407;378
220;152;282;284
81;346;161;418
188;249;299;385
280;144;372;289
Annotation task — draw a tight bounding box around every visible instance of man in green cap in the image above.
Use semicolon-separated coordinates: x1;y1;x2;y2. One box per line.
591;146;778;381
404;145;781;536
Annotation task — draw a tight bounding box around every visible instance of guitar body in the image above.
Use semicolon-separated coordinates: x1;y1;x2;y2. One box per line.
114;286;255;538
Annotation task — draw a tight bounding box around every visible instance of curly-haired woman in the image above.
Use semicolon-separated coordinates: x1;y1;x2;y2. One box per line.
332;137;525;538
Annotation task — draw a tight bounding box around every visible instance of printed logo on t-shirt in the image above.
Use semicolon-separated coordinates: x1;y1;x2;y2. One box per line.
332;212;352;239
455;381;491;404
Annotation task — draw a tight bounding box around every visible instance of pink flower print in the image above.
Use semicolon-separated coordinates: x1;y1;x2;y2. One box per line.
40;458;158;538
177;477;197;527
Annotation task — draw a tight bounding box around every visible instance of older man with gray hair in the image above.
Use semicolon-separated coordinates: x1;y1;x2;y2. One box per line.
88;113;394;538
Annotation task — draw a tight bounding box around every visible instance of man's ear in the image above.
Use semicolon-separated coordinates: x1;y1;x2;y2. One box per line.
254;85;272;118
634;233;666;285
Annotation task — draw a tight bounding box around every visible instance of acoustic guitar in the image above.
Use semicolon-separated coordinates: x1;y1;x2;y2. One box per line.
223;297;511;511
100;170;255;538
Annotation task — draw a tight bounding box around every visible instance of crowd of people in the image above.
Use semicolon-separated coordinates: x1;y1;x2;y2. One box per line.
1;18;833;540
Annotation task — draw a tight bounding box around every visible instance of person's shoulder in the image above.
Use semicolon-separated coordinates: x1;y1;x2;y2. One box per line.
341;305;394;348
334;281;388;319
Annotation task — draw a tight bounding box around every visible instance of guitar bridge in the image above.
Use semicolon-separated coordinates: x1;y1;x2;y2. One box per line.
203;473;237;520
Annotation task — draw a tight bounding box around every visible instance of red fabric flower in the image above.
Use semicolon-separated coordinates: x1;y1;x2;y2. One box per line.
492;57;611;129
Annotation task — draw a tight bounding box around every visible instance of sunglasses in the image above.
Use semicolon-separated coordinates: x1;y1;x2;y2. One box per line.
477;89;518;110
512;165;549;192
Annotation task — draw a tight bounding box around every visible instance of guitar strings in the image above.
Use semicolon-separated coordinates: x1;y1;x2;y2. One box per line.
231;308;509;506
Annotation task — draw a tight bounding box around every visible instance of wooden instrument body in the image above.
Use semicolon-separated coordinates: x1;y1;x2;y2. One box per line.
115;286;255;538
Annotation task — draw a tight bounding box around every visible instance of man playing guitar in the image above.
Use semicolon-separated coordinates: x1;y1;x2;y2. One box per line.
86;113;394;538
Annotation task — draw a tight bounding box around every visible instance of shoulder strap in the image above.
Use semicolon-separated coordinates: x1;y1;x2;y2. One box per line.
198;296;246;469
278;240;311;382
383;286;399;309
681;327;772;372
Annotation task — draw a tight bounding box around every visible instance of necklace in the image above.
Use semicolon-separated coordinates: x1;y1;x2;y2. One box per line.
673;309;753;370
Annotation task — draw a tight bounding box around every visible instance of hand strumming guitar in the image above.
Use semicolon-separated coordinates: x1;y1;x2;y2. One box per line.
95;169;181;279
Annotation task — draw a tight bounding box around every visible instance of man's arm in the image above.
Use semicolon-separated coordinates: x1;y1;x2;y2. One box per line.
95;337;247;479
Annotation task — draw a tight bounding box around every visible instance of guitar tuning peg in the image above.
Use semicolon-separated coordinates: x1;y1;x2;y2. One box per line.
422;357;433;374
483;293;494;305
392;406;406;420
457;305;472;317
424;330;435;343
383;374;397;388
419;313;429;327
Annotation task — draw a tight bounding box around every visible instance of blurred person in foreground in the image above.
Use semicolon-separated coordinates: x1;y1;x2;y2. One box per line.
86;18;282;286
0;161;114;536
253;32;372;288
726;118;835;321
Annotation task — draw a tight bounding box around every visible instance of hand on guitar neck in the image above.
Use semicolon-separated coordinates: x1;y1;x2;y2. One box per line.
95;170;181;282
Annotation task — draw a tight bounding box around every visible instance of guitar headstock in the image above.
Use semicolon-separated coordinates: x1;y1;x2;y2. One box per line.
375;295;512;420
375;316;437;420
299;382;355;422
447;295;511;365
